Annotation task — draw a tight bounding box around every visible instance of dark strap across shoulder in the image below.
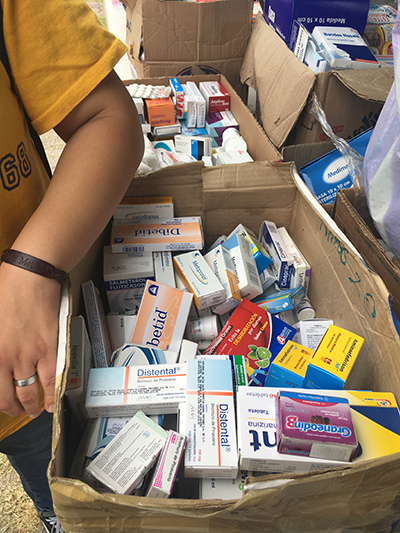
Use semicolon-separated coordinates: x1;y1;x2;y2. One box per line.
0;4;52;178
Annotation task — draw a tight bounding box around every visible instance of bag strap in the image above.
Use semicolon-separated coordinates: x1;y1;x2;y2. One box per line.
0;5;52;178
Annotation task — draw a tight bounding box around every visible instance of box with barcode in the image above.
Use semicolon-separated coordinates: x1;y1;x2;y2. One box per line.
222;233;263;301
277;391;358;462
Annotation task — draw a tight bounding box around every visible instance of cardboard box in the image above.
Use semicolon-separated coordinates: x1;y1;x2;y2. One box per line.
332;187;400;322
124;0;253;99
241;15;393;148
264;0;369;48
51;162;400;531
124;74;281;166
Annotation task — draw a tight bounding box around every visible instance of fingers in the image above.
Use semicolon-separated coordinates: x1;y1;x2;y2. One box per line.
36;356;57;414
0;369;24;417
14;370;42;418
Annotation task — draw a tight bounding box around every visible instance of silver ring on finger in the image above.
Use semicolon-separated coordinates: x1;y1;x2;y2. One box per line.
13;373;38;387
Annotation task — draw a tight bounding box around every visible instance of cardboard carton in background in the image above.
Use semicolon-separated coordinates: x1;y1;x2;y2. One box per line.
124;74;282;170
240;14;394;149
124;0;253;100
50;161;400;532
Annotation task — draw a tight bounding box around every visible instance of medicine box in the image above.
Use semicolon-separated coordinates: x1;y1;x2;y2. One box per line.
277;227;310;291
259;220;293;289
183;84;196;128
222;233;263;301
103;246;155;314
87;411;167;494
174;251;226;310
110;217;204;253
106;314;137;352
174;134;212;161
206;111;239;146
145;97;176;127
186;81;206;128
276;391;358;462
203;298;296;387
178;339;198;363
65;316;93;422
146;430;187;498
153;251;176;288
113;196;174;222
237;387;400;473
184;358;238;478
264;0;370;48
199;470;249;500
312;26;380;70
204;244;241;315
169;77;185;119
199;81;231;114
152;122;181;138
130;280;193;353
292;320;333;351
303;325;364;389
227;224;272;275
85;363;187;417
212;150;254;165
252;285;305;314
265;340;313;388
110;343;178;367
82;280;113;368
300;128;373;205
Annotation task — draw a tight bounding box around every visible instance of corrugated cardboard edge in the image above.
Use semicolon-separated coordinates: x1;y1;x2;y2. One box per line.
333;67;395;104
333;187;400;319
240;14;316;150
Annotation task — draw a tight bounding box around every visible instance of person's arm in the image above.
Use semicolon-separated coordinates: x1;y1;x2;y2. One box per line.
0;71;144;418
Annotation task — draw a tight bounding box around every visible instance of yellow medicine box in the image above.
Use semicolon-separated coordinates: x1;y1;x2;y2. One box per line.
265;340;313;388
304;325;364;389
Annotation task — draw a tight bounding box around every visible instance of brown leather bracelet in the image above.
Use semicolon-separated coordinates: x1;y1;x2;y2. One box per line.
1;249;68;285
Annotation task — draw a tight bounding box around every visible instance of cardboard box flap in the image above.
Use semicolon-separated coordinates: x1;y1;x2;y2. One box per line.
333;187;400;320
333;67;394;104
241;14;316;149
133;0;253;63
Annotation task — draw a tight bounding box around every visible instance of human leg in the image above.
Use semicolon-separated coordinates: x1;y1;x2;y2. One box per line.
0;410;54;513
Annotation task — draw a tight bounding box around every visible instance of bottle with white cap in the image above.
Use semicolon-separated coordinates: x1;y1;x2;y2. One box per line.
222;128;247;152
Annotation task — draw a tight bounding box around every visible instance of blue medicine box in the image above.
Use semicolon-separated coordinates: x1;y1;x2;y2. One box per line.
299;128;373;205
264;0;370;48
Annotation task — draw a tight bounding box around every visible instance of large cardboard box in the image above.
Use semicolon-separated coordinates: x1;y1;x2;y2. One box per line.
240;14;394;149
332;187;400;324
125;74;282;166
50;162;400;532
124;0;253;99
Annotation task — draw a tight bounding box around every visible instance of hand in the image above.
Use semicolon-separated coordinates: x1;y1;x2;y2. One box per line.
0;262;61;418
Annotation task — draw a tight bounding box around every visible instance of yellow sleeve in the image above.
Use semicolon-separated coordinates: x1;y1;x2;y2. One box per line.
2;0;128;134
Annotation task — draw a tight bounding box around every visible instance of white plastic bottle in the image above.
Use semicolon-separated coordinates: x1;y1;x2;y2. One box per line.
187;315;219;342
222;128;247;152
294;297;316;321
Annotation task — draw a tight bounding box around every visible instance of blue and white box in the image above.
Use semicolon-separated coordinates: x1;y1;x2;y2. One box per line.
103;246;155;314
264;0;370;48
300;128;373;205
252;285;305;315
185;358;238;478
85;363;187;418
110;343;178;367
258;220;293;289
312;26;380;70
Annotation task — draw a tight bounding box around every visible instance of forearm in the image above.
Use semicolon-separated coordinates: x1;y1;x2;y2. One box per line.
11;72;144;272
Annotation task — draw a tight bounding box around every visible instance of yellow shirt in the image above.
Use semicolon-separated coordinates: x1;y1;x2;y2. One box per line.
0;0;127;440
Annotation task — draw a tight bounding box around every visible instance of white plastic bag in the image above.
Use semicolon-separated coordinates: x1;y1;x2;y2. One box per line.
363;12;400;260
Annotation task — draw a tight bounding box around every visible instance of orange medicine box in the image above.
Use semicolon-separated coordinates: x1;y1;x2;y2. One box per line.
145;97;176;127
